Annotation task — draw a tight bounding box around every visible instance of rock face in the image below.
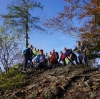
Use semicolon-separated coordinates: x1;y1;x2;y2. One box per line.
0;65;100;99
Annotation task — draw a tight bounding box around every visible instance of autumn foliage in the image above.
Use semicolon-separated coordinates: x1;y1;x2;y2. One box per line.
44;0;100;59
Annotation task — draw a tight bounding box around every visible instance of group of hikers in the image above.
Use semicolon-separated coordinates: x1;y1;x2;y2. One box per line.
22;41;88;72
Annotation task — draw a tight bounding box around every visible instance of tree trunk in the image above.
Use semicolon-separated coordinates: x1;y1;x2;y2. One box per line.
25;10;29;48
25;29;28;48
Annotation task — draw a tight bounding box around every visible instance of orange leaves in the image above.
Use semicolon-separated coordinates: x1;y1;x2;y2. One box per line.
68;93;72;96
44;0;100;39
79;28;85;32
91;85;97;91
58;13;65;18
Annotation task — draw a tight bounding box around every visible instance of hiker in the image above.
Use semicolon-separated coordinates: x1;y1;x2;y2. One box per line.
33;47;38;57
22;45;33;71
52;49;59;64
34;49;47;69
59;51;66;66
32;48;38;64
70;48;79;65
63;47;74;65
48;51;59;68
73;41;88;66
48;52;54;64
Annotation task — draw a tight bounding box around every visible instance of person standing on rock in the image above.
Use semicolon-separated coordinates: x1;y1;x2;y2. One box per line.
73;41;88;66
22;45;33;72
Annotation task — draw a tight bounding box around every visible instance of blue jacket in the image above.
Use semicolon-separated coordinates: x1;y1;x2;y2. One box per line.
23;48;33;59
35;54;45;63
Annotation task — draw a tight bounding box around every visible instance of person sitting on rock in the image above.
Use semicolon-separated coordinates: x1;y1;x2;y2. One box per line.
59;51;66;66
34;49;47;69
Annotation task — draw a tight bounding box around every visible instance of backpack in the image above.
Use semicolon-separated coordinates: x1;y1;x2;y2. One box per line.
65;49;73;57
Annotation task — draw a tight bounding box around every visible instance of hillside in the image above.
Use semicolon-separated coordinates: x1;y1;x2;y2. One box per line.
0;65;100;99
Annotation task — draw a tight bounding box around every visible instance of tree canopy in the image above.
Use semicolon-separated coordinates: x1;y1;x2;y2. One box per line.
1;0;44;47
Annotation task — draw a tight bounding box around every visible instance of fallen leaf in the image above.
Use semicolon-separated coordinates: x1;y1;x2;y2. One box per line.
68;94;72;96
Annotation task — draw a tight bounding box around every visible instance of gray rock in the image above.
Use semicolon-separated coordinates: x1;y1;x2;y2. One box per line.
57;75;65;79
84;80;92;87
89;92;96;99
93;82;100;86
46;75;58;82
68;70;83;78
42;79;49;83
82;87;91;92
50;85;59;95
42;87;52;98
42;85;62;99
91;78;100;82
27;84;39;90
26;94;36;99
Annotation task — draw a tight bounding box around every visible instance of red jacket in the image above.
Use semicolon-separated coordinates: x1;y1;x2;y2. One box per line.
59;53;66;62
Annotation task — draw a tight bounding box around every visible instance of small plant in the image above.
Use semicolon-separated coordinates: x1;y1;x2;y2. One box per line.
0;67;25;92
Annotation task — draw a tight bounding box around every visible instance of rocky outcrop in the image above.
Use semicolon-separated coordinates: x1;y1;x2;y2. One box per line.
0;65;100;99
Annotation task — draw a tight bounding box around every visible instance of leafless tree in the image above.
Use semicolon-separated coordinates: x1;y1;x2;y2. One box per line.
0;40;23;73
0;26;23;73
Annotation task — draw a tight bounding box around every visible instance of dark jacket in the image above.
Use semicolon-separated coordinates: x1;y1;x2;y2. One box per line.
23;48;33;59
65;49;73;57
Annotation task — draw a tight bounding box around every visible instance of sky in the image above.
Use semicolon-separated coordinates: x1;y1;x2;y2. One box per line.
0;0;77;53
